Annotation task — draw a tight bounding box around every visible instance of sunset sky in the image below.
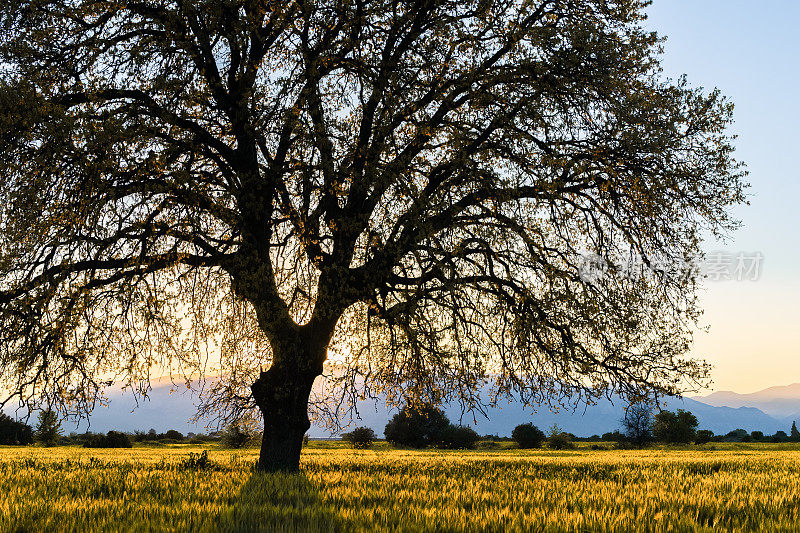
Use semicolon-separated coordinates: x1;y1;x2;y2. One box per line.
645;1;800;393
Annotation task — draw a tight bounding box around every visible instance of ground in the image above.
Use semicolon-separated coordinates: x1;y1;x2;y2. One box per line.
2;441;800;532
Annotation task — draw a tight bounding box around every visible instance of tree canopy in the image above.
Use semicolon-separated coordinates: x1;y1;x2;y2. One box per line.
35;408;63;446
621;400;652;448
652;409;698;444
0;0;745;468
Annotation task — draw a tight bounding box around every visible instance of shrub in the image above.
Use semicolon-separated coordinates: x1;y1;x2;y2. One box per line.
601;430;628;443
724;428;748;442
342;427;377;449
106;431;134;448
188;433;218;444
384;405;450;448
695;429;714;444
134;429;160;441
652;409;698;444
546;424;574;450
771;430;789;443
482;434;512;442
547;432;575;450
164;429;184;441
83;431;133;448
221;422;252;448
438;425;480;449
0;413;33;445
180;450;212;470
512;423;545;449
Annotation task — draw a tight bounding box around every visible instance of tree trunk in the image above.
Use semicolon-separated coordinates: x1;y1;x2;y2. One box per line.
250;336;324;472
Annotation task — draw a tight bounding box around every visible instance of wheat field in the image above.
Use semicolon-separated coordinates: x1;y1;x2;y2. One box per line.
2;443;800;532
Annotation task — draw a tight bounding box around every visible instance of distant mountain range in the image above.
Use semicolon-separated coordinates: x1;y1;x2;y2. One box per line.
692;384;800;428
6;379;800;438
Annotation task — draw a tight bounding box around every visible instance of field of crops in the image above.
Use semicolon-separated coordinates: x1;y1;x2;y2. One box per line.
3;443;800;532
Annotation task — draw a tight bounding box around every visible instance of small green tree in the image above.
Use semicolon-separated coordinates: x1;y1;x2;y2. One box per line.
652;410;698;444
772;431;789;443
725;429;748;441
342;427;377;449
35;409;62;447
437;425;480;450
512;423;546;449
695;430;714;445
384;405;450;449
791;422;800;442
164;430;184;441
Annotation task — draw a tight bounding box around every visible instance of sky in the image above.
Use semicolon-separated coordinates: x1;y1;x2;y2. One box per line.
643;1;800;393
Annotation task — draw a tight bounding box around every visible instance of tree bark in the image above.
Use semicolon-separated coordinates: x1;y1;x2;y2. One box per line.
250;334;326;472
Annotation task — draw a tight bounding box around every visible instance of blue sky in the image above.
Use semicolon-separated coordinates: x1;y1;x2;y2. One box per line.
644;1;800;393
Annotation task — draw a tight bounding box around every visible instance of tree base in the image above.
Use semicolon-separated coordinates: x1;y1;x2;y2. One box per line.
252;365;315;472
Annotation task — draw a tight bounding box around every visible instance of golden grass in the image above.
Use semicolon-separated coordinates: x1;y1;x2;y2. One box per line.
2;444;800;532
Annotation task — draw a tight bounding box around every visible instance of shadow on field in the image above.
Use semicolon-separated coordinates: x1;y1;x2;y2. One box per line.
219;471;339;533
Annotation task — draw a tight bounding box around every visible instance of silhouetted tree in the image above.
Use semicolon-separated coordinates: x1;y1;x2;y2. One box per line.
83;431;133;448
652;409;697;444
342;426;377;449
695;429;714;445
0;0;747;471
791;422;800;442
438;425;480;449
772;430;789;443
725;428;748;442
35;409;62;446
384;405;449;448
512;423;546;449
621;401;653;448
0;413;33;445
164;430;184;441
601;430;628;444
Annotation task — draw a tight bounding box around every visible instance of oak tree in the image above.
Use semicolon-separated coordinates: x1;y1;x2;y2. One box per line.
0;0;746;470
